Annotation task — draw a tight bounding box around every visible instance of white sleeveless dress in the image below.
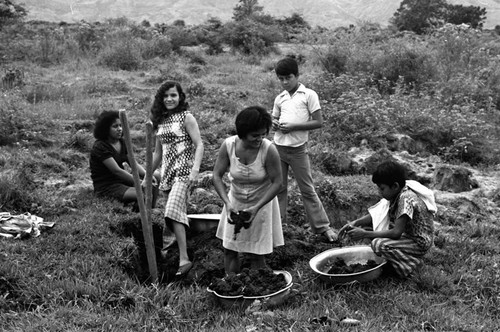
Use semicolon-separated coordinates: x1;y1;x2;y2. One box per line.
216;136;284;255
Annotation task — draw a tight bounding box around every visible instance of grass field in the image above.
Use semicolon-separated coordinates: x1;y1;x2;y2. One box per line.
1;18;500;331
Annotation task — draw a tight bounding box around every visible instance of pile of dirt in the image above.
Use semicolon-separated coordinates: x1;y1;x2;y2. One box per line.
208;268;288;296
323;257;378;274
117;215;344;285
160;223;338;286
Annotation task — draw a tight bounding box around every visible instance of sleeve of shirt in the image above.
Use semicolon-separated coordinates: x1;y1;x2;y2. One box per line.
395;194;415;221
93;141;114;162
272;95;281;118
307;90;321;114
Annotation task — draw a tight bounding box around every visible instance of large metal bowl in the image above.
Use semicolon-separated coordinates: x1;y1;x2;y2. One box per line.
187;214;220;233
309;246;387;285
207;270;293;309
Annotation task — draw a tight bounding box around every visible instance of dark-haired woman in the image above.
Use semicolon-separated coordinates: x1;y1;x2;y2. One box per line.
213;106;283;274
90;110;158;206
150;81;204;277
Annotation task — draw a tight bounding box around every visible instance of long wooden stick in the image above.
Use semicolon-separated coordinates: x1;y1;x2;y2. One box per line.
119;109;158;283
145;121;154;238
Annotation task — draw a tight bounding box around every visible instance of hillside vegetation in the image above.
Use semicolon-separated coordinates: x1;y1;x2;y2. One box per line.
1;13;500;332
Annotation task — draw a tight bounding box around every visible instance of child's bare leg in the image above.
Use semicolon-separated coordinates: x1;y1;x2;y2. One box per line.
224;248;240;274
171;220;190;266
248;253;266;270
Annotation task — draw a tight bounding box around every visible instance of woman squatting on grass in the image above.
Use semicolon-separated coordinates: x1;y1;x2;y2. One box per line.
213;106;284;274
339;161;436;278
90;110;159;209
150;81;204;277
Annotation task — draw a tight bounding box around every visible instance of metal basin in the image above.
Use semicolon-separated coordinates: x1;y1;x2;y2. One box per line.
187;214;220;233
309;246;386;285
207;270;293;309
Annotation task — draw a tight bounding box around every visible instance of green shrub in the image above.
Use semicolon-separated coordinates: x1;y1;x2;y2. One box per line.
34;28;68;66
0;155;41;213
0;108;24;146
140;35;172;60
0;0;27;27
203;32;225;55
371;41;436;93
74;22;104;53
315;47;348;76
186;81;207;97
161;26;199;52
223;19;282;55
98;39;142;71
430;24;486;81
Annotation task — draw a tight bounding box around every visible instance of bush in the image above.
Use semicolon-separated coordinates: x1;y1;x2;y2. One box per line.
74;21;104;53
198;17;225;55
0;0;27;27
159;26;199;52
140;35;172;60
371;41;435;93
34;28;68;66
98;39;142;71
315;47;348;76
223;19;282;55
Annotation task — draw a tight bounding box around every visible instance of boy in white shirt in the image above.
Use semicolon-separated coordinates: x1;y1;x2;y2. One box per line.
272;57;337;243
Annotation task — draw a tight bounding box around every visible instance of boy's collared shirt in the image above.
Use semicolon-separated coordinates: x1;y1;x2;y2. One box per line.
272;83;321;147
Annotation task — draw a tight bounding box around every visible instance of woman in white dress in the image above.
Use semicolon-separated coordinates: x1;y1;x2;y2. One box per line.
213;106;284;274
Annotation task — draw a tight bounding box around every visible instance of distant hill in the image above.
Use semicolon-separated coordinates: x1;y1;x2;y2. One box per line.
17;0;500;29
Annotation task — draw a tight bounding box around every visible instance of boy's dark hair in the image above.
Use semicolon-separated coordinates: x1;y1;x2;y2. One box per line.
372;161;407;189
150;80;188;130
275;57;299;76
235;106;272;139
94;110;119;140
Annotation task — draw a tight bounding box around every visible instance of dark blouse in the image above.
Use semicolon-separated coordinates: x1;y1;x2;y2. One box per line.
89;139;129;191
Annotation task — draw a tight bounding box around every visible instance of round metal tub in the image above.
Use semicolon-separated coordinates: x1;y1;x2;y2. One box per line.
187;214;221;233
309;246;387;285
207;270;293;309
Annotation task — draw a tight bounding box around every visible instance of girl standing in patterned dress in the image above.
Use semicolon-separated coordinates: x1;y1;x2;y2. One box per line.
150;81;204;277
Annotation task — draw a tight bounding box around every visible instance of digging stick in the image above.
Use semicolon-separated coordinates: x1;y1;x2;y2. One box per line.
144;121;154;242
119;110;158;282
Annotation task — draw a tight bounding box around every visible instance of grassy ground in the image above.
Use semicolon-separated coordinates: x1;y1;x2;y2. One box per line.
1;22;500;331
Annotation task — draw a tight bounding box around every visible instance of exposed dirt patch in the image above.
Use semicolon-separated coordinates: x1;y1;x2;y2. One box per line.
116;215;345;286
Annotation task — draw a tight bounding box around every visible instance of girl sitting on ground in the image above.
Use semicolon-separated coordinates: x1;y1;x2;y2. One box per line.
90;110;158;208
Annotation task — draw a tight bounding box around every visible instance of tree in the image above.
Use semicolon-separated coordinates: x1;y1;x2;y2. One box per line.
278;12;310;39
390;0;448;34
0;0;27;21
391;0;487;34
173;19;185;27
446;5;486;29
232;0;263;21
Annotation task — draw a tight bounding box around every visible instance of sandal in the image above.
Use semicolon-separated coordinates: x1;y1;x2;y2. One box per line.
321;228;338;243
175;261;193;277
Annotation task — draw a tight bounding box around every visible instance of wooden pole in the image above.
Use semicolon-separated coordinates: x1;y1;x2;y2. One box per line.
145;121;154;240
119;109;158;283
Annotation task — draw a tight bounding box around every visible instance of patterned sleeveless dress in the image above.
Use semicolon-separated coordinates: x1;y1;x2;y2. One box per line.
157;110;194;225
